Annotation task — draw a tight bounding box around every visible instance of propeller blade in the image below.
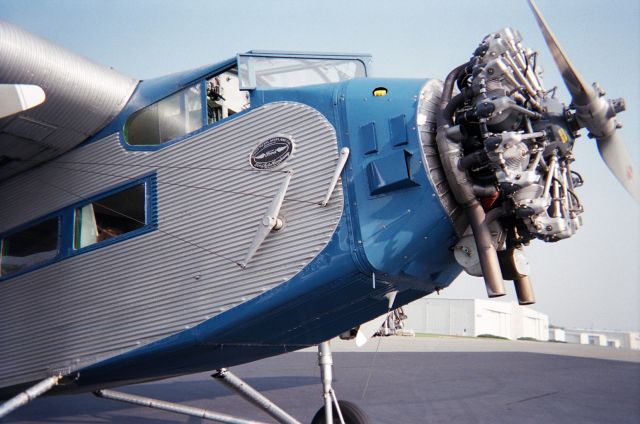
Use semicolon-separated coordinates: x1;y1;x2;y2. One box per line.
595;132;640;202
527;0;594;106
528;0;639;203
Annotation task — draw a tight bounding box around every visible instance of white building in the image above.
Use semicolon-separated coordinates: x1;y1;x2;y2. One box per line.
402;298;549;341
562;329;640;350
549;328;566;342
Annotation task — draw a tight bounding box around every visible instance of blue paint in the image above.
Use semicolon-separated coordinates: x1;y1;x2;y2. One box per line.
359;122;378;155
200;79;208;127
366;149;418;195
389;114;408;146
336;78;460;281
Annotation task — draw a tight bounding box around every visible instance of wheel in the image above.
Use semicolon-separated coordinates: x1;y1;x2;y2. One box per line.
311;400;371;424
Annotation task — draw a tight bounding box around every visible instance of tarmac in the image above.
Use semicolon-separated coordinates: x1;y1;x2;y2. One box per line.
3;336;640;423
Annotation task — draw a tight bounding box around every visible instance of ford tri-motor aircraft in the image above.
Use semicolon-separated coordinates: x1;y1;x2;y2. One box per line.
0;1;637;423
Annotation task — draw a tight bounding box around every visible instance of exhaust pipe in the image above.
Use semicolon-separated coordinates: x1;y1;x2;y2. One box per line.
436;64;506;298
466;203;507;297
514;276;536;305
498;247;535;305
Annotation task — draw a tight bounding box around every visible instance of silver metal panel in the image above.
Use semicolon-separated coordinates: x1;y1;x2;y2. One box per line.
0;102;344;387
0;20;138;181
417;79;466;235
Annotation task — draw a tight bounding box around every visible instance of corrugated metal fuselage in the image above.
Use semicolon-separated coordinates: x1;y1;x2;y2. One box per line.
0;78;462;396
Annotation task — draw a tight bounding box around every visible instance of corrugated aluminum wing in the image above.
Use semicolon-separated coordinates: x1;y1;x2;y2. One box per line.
0;20;138;181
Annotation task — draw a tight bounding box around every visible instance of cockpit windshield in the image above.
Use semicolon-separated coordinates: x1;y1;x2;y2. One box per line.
238;52;370;90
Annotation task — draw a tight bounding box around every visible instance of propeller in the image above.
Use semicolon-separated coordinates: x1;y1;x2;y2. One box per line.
528;0;640;202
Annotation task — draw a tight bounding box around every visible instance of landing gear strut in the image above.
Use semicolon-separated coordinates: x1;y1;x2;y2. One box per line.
311;341;370;424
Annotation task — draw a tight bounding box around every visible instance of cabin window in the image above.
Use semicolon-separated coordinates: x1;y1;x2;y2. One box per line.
124;84;203;146
74;184;146;249
0;217;59;277
206;71;249;124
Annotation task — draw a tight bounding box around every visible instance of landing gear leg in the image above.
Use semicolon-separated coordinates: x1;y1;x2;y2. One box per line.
311;341;370;424
319;341;340;424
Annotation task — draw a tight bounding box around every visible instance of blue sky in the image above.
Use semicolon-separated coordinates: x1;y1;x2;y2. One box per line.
1;0;638;331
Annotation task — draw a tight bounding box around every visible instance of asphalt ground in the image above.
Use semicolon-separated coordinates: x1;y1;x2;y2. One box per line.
3;336;640;424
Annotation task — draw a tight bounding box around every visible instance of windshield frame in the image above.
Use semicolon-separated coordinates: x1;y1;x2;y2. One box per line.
237;51;371;90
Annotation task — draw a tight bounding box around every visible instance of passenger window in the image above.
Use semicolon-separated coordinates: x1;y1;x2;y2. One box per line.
74;184;146;249
0;217;59;276
124;85;203;146
206;71;249;124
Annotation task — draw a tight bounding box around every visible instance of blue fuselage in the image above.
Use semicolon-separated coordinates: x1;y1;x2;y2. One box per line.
65;76;462;392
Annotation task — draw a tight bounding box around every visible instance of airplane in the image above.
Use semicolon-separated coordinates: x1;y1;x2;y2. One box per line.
0;1;638;423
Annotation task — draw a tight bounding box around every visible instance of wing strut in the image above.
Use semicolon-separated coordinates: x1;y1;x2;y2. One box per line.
94;388;272;424
0;375;60;418
321;147;350;207
241;171;293;268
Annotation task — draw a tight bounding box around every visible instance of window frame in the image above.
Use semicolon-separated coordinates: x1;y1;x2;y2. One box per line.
119;65;252;152
237;52;371;90
123;82;208;149
0;214;62;280
0;173;157;282
71;176;155;253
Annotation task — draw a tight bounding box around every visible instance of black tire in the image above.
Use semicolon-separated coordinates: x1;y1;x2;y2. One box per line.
311;400;371;424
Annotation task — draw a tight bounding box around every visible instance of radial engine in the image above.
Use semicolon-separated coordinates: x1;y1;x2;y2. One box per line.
438;27;627;304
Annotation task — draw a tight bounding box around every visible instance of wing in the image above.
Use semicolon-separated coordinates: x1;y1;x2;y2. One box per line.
0;21;138;181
